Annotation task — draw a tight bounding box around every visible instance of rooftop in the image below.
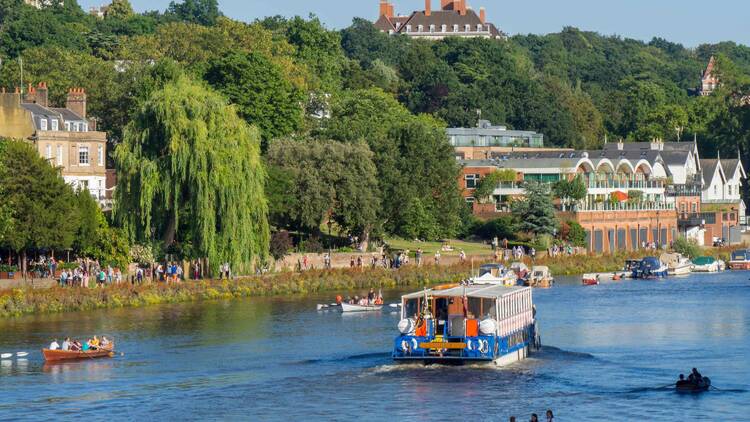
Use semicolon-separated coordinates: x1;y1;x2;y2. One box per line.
402;284;529;299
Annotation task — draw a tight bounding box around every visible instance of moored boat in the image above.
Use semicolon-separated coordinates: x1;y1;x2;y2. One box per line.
528;266;554;288
691;256;721;273
661;253;693;276
632;257;669;279
340;302;382;312
676;377;711;393
392;284;539;366
471;264;519;287
729;249;750;270
42;345;115;362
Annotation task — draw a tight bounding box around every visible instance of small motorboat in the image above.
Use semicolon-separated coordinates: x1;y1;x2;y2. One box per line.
340;302;382;313
729;249;750;270
662;253;693;276
632;257;669;279
582;274;599;286
42;344;115;362
528;266;554;288
471;264;519;286
676;377;711;393
691;256;721;273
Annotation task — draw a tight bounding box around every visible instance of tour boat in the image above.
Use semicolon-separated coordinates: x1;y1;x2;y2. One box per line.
392;284;540;366
729;249;750;270
631;257;669;279
528;266;554;288
691;256;722;273
340;302;382;313
42;344;115;362
471;264;520;287
581;274;600;286
661;253;693;276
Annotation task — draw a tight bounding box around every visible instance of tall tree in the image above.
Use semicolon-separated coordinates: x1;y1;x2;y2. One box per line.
204;51;303;145
105;0;134;19
512;182;557;237
265;138;380;239
0;139;80;272
166;0;220;26
114;75;269;270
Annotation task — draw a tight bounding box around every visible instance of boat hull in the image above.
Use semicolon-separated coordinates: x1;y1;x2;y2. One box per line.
729;261;750;270
668;265;692;276
340;303;382;312
42;347;114;362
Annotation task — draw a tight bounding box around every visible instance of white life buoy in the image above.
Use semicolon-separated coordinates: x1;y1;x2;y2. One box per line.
466;339;474;351
411;338;419;350
479;339;489;354
401;340;409;352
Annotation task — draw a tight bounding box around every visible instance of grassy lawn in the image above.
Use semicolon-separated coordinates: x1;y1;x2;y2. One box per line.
384;238;492;256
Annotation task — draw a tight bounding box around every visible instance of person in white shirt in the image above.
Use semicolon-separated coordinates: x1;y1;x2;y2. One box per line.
61;338;71;351
49;339;60;350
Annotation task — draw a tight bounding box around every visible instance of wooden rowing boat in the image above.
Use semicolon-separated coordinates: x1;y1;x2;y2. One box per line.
42;345;115;362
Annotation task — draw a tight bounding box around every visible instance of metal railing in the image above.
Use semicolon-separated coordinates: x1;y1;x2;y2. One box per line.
574;201;675;212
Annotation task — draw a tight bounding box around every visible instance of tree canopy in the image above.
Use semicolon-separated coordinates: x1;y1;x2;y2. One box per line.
114;74;269;269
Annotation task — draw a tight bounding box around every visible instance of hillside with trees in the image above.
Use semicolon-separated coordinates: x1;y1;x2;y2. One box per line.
1;0;749;263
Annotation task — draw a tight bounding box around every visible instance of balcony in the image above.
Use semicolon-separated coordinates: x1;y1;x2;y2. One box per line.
666;185;702;197
574;201;675;212
678;212;716;226
583;176;664;190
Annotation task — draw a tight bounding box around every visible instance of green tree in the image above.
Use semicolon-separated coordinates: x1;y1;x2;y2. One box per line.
474;170;517;203
553;175;586;210
512;182;557;237
265;138;380;239
114;74;269;272
105;0;134;19
0;139;80;273
564;220;587;247
166;0;220;26
204;52;303;145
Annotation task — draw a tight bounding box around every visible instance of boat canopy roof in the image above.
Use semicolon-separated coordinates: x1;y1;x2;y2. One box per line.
731;249;750;260
479;263;505;270
402;284;530;300
692;256;716;265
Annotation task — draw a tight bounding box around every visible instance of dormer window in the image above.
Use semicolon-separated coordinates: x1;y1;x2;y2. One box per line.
441;24;447;32
395;22;401;29
65;121;71;131
406;25;412;32
40;118;48;130
453;24;459;32
418;25;424;32
73;122;80;132
465;24;471;32
477;24;484;31
429;24;435;33
51;119;58;131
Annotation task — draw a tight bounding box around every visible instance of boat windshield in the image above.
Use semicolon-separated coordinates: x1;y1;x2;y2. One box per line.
732;250;748;261
404;298;419;318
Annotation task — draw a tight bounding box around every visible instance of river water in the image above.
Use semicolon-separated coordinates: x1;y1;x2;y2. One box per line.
0;271;748;421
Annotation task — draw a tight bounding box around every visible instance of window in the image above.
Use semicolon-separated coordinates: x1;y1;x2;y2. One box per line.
680;203;686;213
46;144;52;160
465;174;480;189
441;24;447;32
477;24;484;31
429;24;435;33
79;146;89;166
465;24;471;32
406;25;412;32
465;197;475;204
56;145;63;166
65;121;71;131
82;123;88;132
714;185;718;195
40;118;47;130
98;145;104;166
691;203;697;213
395;22;401;30
418;25;424;32
453;24;459;32
51;119;58;131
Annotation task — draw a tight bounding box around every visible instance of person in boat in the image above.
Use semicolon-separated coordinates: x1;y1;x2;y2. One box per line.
678;374;685;383
688;368;703;384
367;289;375;304
49;339;60;350
88;336;100;350
61;337;71;351
70;340;82;352
101;336;111;348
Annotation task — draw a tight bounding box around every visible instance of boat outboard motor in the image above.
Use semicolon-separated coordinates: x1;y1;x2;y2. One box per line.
398;318;415;335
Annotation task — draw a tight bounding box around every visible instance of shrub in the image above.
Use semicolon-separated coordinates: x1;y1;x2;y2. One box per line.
270;231;293;260
672;236;701;258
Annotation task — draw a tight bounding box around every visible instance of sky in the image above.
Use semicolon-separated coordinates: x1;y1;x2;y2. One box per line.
79;0;750;47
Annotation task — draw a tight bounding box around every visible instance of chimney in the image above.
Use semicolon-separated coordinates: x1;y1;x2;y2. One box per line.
36;82;48;107
379;1;389;18
441;0;454;10
457;0;467;15
66;87;87;119
479;7;486;23
388;3;394;17
23;83;36;103
425;0;431;16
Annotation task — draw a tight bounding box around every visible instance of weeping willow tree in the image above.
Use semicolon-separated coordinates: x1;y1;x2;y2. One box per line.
114;75;269;272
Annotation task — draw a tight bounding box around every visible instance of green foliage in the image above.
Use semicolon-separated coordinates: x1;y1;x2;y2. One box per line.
265;138;379;237
105;0;134;19
114;74;269;271
511;182;558;237
672;236;701;258
474;170;517;203
564;220;587;247
321;89;463;240
129;244;155;266
0;139;80;253
473;217;517;241
166;0;220;26
204;52;304;144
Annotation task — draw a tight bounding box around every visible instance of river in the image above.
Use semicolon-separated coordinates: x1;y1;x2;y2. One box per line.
0;271;748;421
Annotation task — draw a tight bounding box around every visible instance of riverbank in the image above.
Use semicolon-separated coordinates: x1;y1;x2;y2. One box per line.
0;263;474;318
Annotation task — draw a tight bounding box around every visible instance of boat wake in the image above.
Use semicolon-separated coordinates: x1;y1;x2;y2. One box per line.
532;345;597;361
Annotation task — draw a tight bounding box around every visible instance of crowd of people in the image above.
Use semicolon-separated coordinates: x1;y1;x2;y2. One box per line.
48;335;112;352
341;288;383;306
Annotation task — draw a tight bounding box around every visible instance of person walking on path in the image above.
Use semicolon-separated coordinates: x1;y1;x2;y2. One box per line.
434;250;441;266
416;249;423;267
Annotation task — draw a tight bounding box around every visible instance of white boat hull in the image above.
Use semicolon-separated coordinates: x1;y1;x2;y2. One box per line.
668;265;692;276
340;303;382;313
